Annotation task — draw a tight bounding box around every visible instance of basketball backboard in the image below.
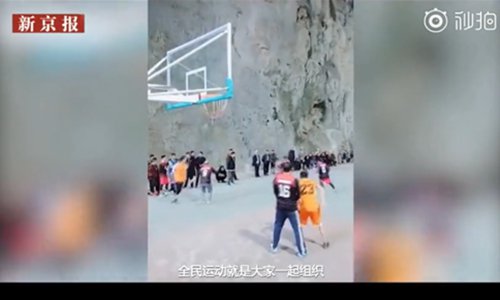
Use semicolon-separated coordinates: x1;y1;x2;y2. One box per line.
147;22;233;119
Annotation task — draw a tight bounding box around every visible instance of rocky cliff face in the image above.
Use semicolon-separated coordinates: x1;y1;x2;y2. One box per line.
149;0;353;167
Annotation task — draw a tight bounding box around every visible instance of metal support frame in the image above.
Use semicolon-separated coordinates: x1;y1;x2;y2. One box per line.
148;31;226;82
148;86;226;95
186;66;207;93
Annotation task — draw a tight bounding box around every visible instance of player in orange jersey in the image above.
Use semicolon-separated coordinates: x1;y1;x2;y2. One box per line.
171;155;188;204
298;170;329;249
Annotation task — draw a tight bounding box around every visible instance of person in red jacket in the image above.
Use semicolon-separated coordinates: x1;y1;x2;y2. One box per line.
199;161;217;204
318;159;335;190
147;157;160;196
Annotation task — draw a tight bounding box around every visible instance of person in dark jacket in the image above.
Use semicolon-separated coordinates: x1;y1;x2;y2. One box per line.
216;165;227;183
185;153;197;188
252;150;261;177
304;154;311;169
232;149;239;181
195;151;206;188
288;149;296;166
270;149;277;174
226;151;236;185
227;148;239;181
294;156;302;171
330;152;337;166
270;161;307;257
342;151;348;164
262;149;271;176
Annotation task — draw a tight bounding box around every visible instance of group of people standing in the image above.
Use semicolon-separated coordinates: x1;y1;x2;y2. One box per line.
147;151;208;202
251;149;353;178
251;149;278;177
147;146;348;207
298;150;353;170
300;151;338;169
147;148;242;204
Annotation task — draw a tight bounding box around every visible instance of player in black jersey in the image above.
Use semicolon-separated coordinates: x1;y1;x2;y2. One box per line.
270;162;307;257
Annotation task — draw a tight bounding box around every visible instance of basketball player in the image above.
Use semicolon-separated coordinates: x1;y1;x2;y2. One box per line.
276;156;290;174
298;170;329;249
167;153;177;192
199;161;217;204
271;161;307;257
171;156;188;204
318;159;335;190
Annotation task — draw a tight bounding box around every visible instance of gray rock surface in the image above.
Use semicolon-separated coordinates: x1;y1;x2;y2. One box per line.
149;0;353;168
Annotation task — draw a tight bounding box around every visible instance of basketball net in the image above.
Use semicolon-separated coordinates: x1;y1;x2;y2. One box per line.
200;94;229;124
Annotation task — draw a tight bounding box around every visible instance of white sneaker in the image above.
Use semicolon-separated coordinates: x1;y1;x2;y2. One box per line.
270;244;278;253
